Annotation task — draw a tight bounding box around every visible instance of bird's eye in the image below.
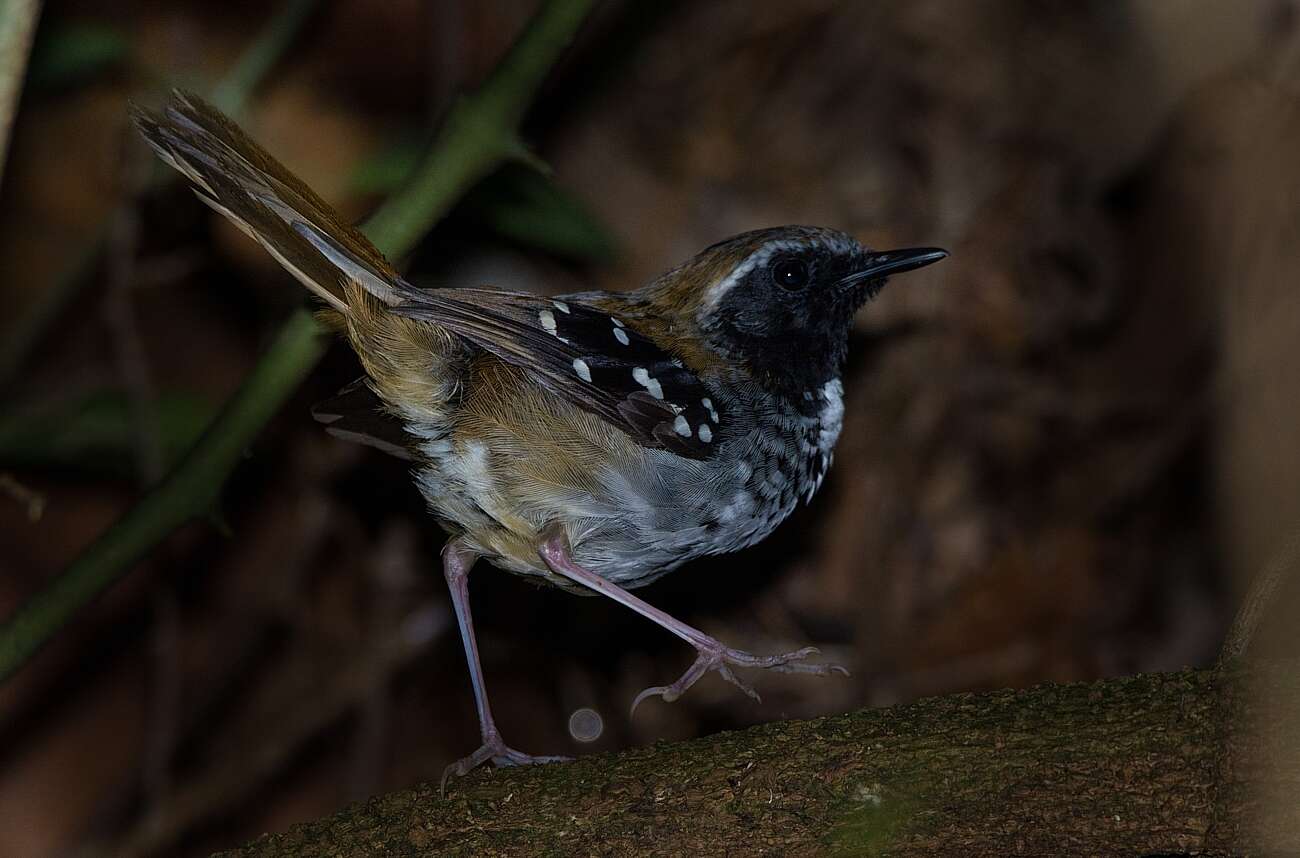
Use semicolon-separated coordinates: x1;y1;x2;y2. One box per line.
771;257;809;291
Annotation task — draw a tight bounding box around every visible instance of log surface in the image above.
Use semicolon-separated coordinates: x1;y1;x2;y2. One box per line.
224;666;1299;857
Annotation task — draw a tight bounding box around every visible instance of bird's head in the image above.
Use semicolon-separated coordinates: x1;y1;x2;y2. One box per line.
641;226;946;402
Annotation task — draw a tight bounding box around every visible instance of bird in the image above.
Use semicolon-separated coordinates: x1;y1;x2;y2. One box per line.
132;90;947;787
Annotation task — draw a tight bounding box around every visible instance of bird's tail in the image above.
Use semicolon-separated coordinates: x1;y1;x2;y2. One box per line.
131;90;405;317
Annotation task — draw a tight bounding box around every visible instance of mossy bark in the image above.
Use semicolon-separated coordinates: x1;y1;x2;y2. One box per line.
222;665;1298;857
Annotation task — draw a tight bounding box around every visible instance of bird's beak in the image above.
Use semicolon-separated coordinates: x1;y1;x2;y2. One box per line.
840;247;948;288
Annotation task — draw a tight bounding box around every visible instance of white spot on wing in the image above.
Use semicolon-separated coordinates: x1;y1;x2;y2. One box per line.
613;327;630;346
573;358;592;382
539;309;557;333
553;300;571;313
698;424;713;443
673;415;691;437
632;367;664;400
701;397;719;422
610;316;625;328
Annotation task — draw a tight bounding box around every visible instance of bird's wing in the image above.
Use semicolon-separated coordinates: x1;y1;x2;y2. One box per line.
389;288;722;460
311;377;416;460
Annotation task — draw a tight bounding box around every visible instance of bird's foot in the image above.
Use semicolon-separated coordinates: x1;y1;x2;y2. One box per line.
630;640;849;716
440;733;570;793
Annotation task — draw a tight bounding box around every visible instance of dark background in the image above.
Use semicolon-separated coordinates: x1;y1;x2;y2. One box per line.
2;1;1298;855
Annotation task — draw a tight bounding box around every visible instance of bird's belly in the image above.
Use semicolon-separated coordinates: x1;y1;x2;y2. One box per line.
531;486;796;590
410;406;833;592
412;451;800;591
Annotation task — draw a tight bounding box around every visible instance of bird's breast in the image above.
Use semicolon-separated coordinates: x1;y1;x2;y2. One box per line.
697;377;845;546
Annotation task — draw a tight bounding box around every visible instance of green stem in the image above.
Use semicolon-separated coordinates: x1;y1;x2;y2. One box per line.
0;0;596;684
0;0;318;389
362;0;594;256
0;311;324;682
209;0;317;115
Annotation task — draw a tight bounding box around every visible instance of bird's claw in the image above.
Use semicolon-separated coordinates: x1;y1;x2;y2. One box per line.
629;641;848;717
440;735;570;794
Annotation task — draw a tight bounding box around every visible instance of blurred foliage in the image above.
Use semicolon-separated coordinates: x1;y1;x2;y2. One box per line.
27;22;128;92
347;135;423;195
0;391;214;478
468;164;620;264
352;140;618;263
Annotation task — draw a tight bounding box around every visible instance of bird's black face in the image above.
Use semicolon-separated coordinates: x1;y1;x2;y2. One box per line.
695;227;945;405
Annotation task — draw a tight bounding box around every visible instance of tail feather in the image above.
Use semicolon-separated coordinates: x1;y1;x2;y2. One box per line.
131;90;404;313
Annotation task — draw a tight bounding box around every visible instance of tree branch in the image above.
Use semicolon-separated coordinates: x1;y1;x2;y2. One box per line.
221;665;1297;857
0;0;597;684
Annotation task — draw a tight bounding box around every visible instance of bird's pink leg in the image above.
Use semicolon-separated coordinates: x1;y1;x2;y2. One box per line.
537;525;848;716
440;540;568;791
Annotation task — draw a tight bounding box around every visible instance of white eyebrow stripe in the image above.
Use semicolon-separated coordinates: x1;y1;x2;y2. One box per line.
699;239;808;317
698;233;861;319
